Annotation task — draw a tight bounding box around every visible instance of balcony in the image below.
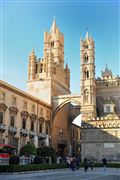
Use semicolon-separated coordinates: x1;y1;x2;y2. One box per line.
29;131;36;138
46;134;51;139
38;133;46;140
0;124;6;133
8;126;17;134
20;129;29;136
57;139;67;148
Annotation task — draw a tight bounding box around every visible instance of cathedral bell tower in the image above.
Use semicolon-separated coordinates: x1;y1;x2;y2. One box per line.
27;19;70;104
44;18;64;68
80;32;96;120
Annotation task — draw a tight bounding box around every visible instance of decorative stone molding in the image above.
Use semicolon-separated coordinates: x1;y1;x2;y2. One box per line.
29;113;37;120
38;116;44;122
0;102;7;111
9;106;19;114
46;119;50;125
21;111;29;118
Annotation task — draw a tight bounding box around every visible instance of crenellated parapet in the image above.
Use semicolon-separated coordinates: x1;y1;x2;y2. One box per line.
81;111;120;130
96;78;120;88
96;65;120;88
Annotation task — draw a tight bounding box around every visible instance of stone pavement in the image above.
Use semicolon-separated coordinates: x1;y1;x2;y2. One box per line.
0;168;120;180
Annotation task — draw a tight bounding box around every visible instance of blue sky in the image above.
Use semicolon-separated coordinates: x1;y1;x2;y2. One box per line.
0;0;120;94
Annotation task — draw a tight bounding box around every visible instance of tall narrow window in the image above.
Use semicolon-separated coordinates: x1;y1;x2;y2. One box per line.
23;101;27;110
46;110;49;119
0;92;5;101
40;108;43;116
31;121;34;131
31;104;35;113
39;123;42;133
0;112;3;124
22;118;26;129
40;64;43;73
11;96;17;106
51;41;54;48
46;126;49;134
10;115;15;126
87;70;89;78
36;64;38;73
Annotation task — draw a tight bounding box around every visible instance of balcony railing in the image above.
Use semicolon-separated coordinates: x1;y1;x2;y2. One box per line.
38;133;46;139
29;131;36;138
57;139;67;145
8;126;17;134
0;123;6;132
46;134;51;139
20;129;29;136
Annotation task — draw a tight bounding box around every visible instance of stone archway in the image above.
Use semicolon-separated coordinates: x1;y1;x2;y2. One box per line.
52;99;81;121
51;95;81;156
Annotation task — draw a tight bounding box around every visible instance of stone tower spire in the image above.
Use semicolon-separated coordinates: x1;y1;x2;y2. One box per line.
28;48;36;81
65;63;70;90
27;20;70;104
80;32;96;120
50;17;57;33
44;18;64;68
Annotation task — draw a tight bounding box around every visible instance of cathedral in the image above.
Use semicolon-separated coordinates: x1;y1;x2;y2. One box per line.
0;19;120;162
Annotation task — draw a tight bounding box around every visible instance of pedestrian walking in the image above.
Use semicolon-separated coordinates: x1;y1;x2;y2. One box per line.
102;157;107;171
76;157;80;170
89;159;94;170
83;158;88;172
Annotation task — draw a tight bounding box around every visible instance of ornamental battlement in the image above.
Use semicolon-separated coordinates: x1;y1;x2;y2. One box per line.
96;65;120;88
96;77;120;88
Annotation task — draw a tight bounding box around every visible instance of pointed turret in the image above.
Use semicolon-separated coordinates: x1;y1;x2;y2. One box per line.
31;48;35;55
86;31;89;40
65;63;69;70
101;64;113;80
44;18;64;67
28;48;36;80
50;18;57;33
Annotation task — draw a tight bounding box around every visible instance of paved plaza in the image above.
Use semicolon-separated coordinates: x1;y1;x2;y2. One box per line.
0;168;120;180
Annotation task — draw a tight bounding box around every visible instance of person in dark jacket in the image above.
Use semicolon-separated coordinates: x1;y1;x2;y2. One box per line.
102;157;107;171
83;158;88;172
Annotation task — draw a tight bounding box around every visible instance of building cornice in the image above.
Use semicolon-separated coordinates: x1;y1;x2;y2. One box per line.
0;80;51;108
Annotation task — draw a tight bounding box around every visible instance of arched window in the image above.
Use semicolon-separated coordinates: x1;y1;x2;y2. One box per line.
10;115;15;126
51;41;54;48
87;70;89;78
53;67;56;74
22;118;26;129
40;64;43;73
39;123;42;133
31;121;34;131
0;112;3;124
84;68;89;79
84;54;89;63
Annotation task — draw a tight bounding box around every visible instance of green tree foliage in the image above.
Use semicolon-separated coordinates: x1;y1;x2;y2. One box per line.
19;144;36;156
37;146;56;157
